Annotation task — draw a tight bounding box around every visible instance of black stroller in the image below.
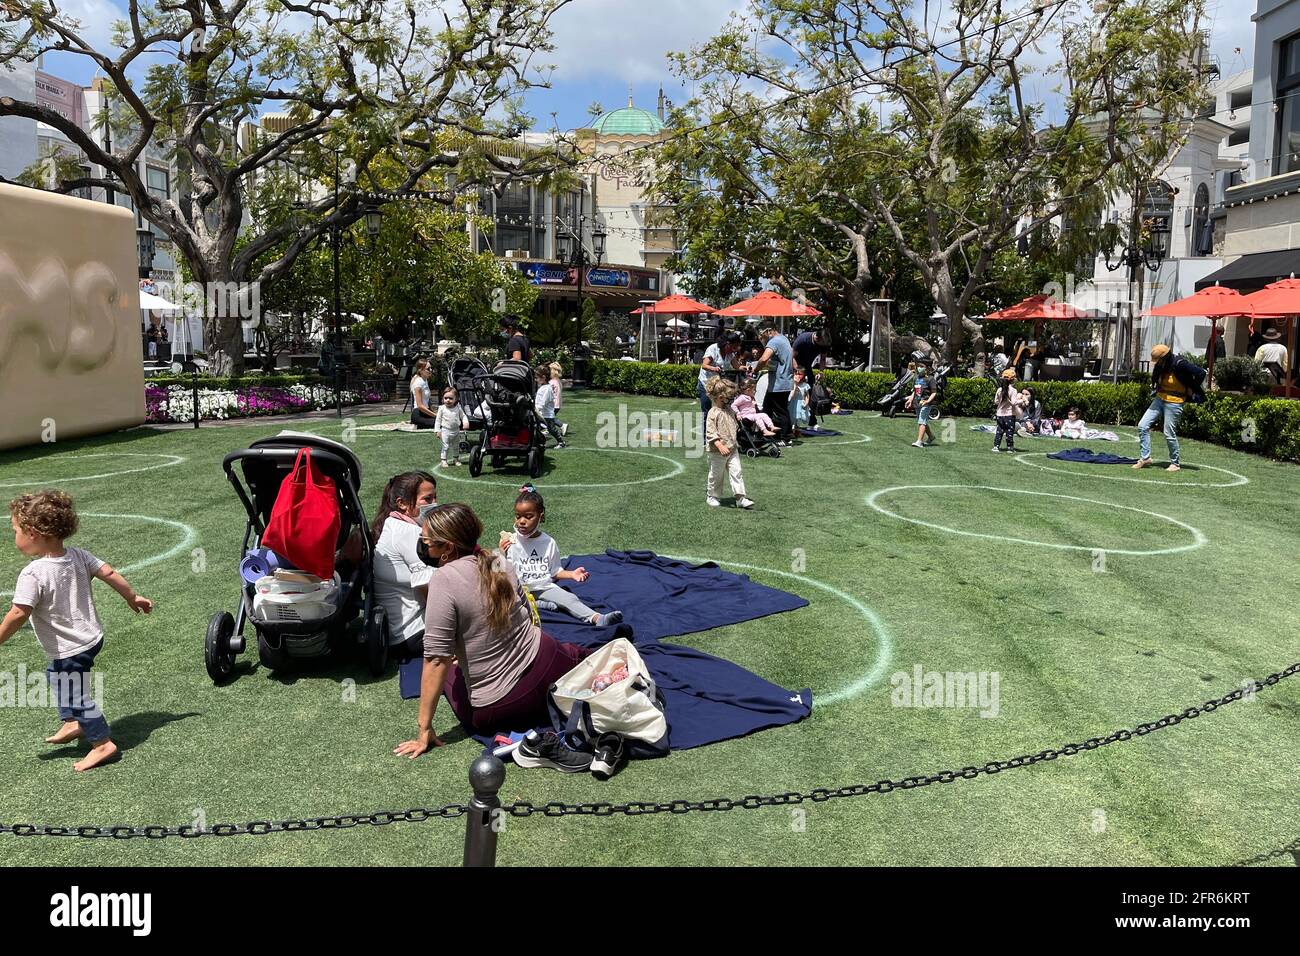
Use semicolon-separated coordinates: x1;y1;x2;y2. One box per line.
737;418;782;458
468;359;546;478
877;366;916;417
203;431;390;684
449;357;491;455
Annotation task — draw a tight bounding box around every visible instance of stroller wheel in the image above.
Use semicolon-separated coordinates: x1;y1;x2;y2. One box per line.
527;446;543;478
257;631;290;673
365;605;389;677
746;448;758;459
468;443;483;477
204;611;237;685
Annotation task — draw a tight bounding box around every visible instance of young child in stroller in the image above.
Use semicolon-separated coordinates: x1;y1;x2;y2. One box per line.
500;486;623;627
732;377;778;437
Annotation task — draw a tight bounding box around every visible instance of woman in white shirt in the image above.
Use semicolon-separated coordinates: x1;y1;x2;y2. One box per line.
371;470;439;657
409;359;438;429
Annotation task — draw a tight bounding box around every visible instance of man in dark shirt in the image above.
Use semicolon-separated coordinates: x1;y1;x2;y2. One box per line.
792;327;826;427
501;315;530;363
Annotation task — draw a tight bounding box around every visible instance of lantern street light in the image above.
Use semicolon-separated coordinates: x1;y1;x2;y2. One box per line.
136;226;155;280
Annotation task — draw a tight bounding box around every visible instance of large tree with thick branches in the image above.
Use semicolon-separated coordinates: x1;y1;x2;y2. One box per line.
652;0;1211;365
0;0;573;373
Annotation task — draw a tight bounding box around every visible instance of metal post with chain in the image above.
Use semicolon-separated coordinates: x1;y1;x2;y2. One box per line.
1;662;1295;864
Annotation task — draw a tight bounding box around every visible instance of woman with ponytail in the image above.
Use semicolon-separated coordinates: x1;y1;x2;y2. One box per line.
394;502;591;758
372;471;439;660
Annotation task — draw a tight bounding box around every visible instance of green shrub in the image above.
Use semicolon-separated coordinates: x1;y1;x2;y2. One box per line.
589;359;1300;461
1212;355;1272;394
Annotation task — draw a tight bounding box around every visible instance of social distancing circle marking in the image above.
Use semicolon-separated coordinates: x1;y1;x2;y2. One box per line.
864;485;1207;556
1012;453;1248;488
0;453;186;489
668;554;892;707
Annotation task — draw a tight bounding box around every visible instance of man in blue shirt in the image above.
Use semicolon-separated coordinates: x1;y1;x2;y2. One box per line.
757;326;795;443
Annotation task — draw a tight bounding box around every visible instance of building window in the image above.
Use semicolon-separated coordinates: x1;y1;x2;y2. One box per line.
1192;182;1211;256
1276;33;1300;174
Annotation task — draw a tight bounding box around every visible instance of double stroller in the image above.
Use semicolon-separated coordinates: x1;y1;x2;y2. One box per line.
468;359;547;478
203;432;391;683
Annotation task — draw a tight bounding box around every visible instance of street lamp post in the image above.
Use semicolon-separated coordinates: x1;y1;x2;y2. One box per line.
558;215;605;386
1102;215;1169;383
136;226;155;280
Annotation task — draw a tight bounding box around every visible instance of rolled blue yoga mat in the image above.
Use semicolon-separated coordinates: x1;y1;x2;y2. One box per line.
240;547;294;584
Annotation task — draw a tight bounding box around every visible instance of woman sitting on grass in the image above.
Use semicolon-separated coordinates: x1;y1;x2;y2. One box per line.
371;471;439;660
394;502;592;756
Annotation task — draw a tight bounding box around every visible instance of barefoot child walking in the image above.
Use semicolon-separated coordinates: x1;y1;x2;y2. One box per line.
0;492;152;771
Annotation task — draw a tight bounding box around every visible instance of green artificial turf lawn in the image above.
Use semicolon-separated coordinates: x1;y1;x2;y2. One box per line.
0;392;1297;867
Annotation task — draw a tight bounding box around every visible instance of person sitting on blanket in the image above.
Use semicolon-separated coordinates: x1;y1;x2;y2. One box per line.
371;471;440;661
499;485;623;627
732;377;778;437
394;502;595;755
1059;407;1087;440
1015;386;1043;436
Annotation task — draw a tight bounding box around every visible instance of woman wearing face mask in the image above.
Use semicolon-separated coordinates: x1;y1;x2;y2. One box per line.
394;502;592;761
371;471;440;661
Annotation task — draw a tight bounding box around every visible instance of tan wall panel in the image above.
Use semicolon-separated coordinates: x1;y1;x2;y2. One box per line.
0;184;145;450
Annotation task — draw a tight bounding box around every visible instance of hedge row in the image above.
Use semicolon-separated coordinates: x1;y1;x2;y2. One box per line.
588;359;1300;462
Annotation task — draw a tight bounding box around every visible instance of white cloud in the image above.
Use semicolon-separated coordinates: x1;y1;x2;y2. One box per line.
51;0;129;55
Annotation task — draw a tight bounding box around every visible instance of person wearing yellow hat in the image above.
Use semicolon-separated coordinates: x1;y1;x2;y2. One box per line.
991;368;1025;452
1135;342;1206;472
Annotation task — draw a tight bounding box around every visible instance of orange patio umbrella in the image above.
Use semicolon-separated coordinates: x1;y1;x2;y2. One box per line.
982;294;1091;322
1239;278;1300;395
714;290;824;318
1144;284;1253;390
627;294;716;315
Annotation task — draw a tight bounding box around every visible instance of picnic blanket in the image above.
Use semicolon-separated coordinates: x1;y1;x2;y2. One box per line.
799;427;842;437
1047;447;1138;465
970;424;1121;442
398;550;813;750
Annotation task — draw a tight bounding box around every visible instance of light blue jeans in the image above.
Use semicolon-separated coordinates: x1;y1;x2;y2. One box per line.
1138;398;1184;464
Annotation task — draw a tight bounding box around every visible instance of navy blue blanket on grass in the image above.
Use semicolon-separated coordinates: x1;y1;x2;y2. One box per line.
1047;447;1138;465
398;550;813;750
798;426;842;437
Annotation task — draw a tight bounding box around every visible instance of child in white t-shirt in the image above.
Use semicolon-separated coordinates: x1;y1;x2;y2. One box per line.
548;362;568;438
534;367;566;448
1059;407;1088;440
0;492;153;771
434;387;470;466
499;485;622;626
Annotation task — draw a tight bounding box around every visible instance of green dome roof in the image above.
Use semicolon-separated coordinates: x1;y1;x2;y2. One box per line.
590;106;664;135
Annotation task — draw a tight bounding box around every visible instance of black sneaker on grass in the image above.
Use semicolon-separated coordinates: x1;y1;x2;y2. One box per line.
512;731;592;773
590;732;626;781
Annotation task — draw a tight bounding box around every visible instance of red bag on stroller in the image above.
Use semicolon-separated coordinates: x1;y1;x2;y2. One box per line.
260;448;340;580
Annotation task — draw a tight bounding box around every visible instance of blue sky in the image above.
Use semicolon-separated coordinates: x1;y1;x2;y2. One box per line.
36;0;1257;132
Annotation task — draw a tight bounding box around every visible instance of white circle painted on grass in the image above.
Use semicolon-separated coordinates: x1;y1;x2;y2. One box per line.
667;554;892;708
0;513;197;598
864;485;1207;556
0;453;186;489
804;427;873;447
1012;453;1249;488
435;447;686;489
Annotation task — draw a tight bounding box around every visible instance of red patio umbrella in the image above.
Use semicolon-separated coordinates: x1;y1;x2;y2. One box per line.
982;294;1091;322
1143;285;1253;390
627;294;716;315
1240;279;1300;396
714;290;823;317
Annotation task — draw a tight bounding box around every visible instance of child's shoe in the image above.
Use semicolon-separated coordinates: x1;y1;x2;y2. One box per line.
707;497;722;507
594;610;623;627
736;497;755;509
991;446;1001;453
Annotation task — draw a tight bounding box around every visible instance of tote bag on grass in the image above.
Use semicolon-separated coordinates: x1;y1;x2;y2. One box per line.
260;448;340;581
548;638;669;757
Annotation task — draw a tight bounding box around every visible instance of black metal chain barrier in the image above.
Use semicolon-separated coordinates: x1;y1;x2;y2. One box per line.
2;662;1296;850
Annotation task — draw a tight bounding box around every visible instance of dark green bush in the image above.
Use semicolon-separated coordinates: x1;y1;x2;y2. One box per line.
1212;355;1273;395
589;359;1300;461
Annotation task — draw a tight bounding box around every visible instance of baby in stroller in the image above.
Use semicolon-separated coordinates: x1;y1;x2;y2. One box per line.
732;377;778;437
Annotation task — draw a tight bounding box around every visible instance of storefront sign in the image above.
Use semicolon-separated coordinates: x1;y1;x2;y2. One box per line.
520;262;573;285
586;267;630;288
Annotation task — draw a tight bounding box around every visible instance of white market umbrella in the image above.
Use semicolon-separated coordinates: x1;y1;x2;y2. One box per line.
663;317;692;328
139;290;180;311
